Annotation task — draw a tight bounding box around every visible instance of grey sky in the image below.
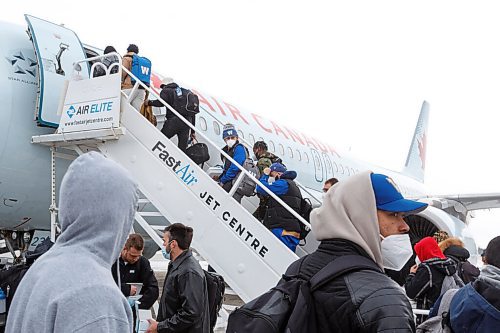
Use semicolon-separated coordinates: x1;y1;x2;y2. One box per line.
2;0;499;247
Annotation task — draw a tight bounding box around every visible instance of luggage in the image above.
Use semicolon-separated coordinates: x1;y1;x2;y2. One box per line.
173;87;200;117
186;142;210;166
141;91;157;126
226;255;381;333
204;270;225;332
127;54;151;86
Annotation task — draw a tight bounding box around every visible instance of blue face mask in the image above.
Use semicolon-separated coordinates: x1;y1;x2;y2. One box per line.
161;240;173;260
161;248;170;260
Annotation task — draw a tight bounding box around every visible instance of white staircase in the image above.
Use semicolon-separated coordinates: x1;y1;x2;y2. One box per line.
31;54;311;302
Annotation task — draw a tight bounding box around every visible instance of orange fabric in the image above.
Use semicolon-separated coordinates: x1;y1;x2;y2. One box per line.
415;236;446;262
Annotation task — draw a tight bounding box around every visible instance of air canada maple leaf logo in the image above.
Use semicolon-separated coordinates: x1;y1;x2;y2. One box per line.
5;51;37;77
418;133;427;169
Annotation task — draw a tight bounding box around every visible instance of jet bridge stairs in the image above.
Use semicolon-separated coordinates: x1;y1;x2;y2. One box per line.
31;56;314;306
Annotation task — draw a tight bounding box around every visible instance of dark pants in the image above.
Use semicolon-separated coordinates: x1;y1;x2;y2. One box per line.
161;117;190;153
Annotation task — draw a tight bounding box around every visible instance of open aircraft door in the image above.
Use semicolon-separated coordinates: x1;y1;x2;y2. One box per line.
25;15;89;127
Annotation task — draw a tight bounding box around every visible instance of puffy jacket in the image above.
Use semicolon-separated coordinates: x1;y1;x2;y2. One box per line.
256;172;302;233
256;151;282;174
405;257;458;310
287;239;415;332
157;250;210;333
219;142;247;184
111;256;159;309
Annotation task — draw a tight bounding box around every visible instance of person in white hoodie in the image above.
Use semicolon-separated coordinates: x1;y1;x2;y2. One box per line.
284;171;428;332
6;152;139;333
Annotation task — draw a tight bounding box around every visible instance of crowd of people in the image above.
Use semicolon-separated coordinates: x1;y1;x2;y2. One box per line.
2;44;500;333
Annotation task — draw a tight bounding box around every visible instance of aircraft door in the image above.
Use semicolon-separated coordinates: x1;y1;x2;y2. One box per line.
310;148;324;182
322;153;334;180
25;15;90;127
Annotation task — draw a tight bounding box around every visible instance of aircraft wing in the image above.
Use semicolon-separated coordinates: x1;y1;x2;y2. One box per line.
422;193;500;211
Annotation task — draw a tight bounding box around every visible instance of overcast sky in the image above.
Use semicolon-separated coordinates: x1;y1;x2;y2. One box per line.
2;1;499;247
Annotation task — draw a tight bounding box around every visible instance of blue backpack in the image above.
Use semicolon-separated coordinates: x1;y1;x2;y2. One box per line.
128;54;151;86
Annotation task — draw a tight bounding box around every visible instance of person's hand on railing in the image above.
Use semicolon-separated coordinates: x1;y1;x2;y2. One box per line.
190;131;196;141
212;175;220;181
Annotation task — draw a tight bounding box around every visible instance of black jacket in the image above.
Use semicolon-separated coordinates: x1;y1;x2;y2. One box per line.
157;250;210;333
404;257;457;310
287;239;415;333
264;178;302;233
111;256;159;309
150;83;195;127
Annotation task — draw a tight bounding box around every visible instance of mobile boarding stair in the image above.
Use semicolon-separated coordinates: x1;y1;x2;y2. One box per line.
32;54;314;309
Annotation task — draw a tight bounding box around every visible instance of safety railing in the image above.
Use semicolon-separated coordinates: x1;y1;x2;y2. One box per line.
71;54;312;242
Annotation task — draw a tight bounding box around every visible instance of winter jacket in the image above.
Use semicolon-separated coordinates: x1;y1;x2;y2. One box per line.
256;172;302;233
256;151;282;174
157;250;210;333
93;54;119;77
6;152;138;333
294;171;415;332
287;239;416;332
149;83;196;127
429;264;500;332
219;142;247;184
112;256;160;309
444;245;480;284
405;257;458;310
121;51;135;89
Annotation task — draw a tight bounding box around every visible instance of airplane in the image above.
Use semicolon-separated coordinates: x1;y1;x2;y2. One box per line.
1;14;499;269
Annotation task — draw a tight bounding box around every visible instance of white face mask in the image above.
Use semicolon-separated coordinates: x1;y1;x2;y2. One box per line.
226;139;237;148
380;234;413;271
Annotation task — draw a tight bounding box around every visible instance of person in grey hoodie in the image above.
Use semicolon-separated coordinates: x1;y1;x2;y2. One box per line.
6;152;139;333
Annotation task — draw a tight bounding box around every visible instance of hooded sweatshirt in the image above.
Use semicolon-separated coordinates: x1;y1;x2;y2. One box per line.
405;237;457;309
311;170;384;269
6;152;139;333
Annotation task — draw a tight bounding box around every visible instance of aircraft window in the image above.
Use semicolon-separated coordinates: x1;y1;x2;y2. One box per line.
269;140;276;152
199;117;207;131
346;167;351;176
304;152;309;163
333;161;338;172
287;147;293;158
258;137;264;142
238;130;245;139
296;149;302;161
339;164;344;174
279;144;285;156
249;134;256;145
351;168;356;175
213;121;221;135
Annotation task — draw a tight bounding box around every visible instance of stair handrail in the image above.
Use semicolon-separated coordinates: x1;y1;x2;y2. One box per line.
72;55;312;231
199;105;323;205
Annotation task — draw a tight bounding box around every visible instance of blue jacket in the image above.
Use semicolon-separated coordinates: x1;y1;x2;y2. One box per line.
220;143;246;184
430;282;500;332
256;171;298;196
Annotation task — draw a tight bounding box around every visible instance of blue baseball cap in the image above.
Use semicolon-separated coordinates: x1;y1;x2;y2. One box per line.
270;163;287;173
370;173;428;214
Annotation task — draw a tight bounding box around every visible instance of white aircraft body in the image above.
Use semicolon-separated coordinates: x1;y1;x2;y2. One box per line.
1;15;499;268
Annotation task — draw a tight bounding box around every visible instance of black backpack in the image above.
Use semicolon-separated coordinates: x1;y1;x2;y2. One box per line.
226;255;381;333
204;270;225;332
173;87;200;117
298;198;313;240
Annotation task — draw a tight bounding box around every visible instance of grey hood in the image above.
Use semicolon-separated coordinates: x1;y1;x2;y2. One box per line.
311;171;384;268
56;151;138;265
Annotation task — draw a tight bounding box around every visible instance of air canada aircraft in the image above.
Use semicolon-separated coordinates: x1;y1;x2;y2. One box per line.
1;14;499;284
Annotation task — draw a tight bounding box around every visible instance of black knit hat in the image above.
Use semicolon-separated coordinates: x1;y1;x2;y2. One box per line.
485;236;500;268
